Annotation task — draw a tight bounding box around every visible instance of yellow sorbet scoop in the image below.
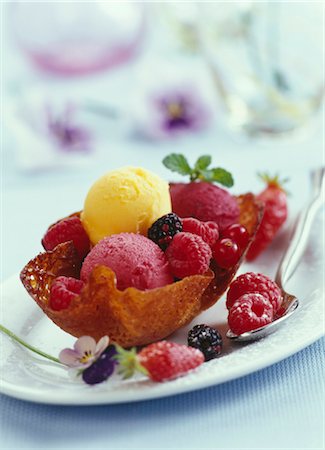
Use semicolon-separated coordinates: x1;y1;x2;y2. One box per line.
81;166;172;245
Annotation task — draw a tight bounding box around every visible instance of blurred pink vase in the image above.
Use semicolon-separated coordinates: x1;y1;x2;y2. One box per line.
9;2;146;76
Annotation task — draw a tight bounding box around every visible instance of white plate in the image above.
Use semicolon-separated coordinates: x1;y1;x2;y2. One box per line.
1;215;324;405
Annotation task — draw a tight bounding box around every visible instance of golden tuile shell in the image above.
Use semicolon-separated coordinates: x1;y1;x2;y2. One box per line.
20;193;262;347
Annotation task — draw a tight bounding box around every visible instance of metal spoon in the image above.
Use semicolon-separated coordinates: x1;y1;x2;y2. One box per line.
227;167;324;342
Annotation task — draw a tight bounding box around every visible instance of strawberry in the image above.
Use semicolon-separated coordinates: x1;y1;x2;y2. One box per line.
115;341;204;382
138;341;204;382
246;174;288;261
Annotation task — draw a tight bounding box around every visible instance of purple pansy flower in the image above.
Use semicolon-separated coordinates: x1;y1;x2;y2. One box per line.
59;335;109;369
135;84;211;140
46;103;92;152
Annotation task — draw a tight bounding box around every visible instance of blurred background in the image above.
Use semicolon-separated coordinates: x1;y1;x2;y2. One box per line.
1;1;324;278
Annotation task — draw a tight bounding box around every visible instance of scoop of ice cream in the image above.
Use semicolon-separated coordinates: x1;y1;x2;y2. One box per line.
81;167;171;245
81;233;173;291
170;182;239;231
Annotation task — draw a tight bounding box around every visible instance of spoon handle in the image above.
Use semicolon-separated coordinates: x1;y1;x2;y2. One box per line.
275;167;324;288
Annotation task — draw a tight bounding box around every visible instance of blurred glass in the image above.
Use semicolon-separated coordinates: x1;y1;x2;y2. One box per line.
9;2;146;76
198;2;324;138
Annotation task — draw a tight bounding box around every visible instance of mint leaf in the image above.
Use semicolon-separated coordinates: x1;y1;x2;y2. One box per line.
162;154;192;176
194;155;211;171
162;153;235;187
210;168;234;187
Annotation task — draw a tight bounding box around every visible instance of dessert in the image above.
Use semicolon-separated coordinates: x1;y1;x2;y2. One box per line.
20;155;262;347
81;166;171;245
170;182;240;231
81;233;173;291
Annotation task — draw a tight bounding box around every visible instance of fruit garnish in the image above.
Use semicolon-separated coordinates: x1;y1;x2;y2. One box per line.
163;153;234;187
182;217;219;247
165;232;212;278
138;341;204;382
42;216;90;260
221;223;249;250
227;293;274;335
212;238;241;269
50;276;84;311
246;173;288;261
148;212;183;250
226;272;283;313
116;341;204;382
187;324;223;361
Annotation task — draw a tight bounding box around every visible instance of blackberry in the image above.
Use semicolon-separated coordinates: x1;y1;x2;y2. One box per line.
187;324;223;361
148;213;182;250
82;345;117;385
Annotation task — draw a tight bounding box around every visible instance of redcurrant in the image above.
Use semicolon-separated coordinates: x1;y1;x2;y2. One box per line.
222;224;249;250
212;238;241;269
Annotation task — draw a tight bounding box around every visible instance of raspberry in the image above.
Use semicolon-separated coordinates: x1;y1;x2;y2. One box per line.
182;218;219;247
187;324;222;361
42;216;90;260
165;232;212;278
148;213;182;250
228;293;274;335
138;341;204;382
226;272;282;313
50;276;84;311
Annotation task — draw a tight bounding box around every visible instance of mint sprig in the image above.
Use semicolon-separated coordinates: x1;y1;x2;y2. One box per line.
163;153;234;187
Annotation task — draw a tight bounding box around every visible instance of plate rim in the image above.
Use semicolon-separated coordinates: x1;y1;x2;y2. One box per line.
1;332;323;405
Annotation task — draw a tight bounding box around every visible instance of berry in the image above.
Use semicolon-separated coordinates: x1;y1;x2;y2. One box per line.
222;224;249;250
165;232;212;278
138;341;204;382
226;272;282;313
42;216;90;260
246;173;288;261
50;276;84;311
82;345;117;385
182;217;219;247
228;293;274;335
148;213;182;250
212;238;241;269
187;324;222;361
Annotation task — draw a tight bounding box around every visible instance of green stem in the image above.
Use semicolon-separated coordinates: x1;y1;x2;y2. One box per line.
0;324;63;365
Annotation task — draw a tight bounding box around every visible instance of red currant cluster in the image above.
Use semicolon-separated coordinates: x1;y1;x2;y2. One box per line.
212;224;249;269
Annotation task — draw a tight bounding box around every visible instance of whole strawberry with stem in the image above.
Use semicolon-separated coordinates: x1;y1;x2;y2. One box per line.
246;173;288;261
115;341;204;382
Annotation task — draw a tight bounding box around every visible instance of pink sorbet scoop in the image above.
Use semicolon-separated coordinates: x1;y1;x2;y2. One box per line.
81;233;173;291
